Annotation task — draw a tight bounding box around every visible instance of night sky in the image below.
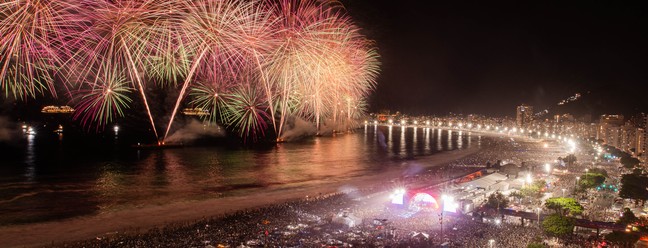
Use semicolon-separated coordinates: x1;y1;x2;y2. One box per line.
342;1;648;117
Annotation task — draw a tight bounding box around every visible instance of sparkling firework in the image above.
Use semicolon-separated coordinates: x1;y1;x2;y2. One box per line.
65;0;182;139
264;0;380;137
0;0;74;99
0;0;380;142
222;81;270;140
188;65;238;123
73;66;133;130
163;0;265;141
145;4;191;87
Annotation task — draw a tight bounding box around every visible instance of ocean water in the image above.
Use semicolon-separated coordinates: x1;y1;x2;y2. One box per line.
0;125;479;225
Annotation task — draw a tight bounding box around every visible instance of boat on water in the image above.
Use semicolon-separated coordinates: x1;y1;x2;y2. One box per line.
54;125;64;134
131;142;184;150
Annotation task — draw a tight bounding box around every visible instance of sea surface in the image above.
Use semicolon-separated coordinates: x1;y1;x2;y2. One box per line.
0;125;481;225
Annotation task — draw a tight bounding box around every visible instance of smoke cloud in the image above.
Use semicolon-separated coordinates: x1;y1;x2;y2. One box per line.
279;116;317;141
0;116;17;141
164;119;225;143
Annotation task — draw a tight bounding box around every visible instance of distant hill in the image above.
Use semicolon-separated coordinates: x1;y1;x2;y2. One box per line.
540;86;647;121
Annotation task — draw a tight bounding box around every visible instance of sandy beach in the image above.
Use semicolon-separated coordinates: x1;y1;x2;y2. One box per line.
0;146;480;248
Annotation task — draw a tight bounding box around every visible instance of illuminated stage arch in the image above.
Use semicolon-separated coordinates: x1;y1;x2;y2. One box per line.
409;192;440;210
390;188;451;212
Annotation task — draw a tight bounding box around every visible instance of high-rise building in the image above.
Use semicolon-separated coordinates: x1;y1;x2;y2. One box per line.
620;124;635;152
643;115;648;161
600;114;625;126
619;123;645;156
516;104;534;127
637;128;645;159
607;126;621;148
597;114;624;144
554;114;575;123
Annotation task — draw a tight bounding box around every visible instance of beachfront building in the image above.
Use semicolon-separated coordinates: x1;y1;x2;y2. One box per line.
516;104;534;127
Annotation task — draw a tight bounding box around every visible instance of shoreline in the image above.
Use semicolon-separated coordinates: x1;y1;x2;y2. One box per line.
0;145;480;248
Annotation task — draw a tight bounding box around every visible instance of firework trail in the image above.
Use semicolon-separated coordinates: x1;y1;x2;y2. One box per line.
65;0;180;138
267;0;348;136
227;1;278;136
163;0;262;141
338;38;380;129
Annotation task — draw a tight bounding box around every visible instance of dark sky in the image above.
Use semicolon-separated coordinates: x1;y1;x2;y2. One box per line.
341;1;648;117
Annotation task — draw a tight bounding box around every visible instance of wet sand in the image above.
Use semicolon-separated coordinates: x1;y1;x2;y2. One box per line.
0;146;480;248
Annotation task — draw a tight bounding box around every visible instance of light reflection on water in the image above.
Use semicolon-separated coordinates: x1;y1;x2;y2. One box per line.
436;128;442;151
24;134;36;182
0;126;478;225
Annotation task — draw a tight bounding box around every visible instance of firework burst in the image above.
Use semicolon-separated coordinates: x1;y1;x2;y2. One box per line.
188;63;238;123
73;66;133;130
145;7;191;88
1;0;380;142
0;0;76;99
66;0;176;138
163;0;267;141
222;81;270;141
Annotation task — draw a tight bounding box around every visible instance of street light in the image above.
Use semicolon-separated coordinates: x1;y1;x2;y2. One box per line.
576;176;580;186
440;194;447;242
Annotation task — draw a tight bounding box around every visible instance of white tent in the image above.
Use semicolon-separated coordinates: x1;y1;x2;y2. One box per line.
332;212;361;228
411;232;429;239
458;173;509;191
